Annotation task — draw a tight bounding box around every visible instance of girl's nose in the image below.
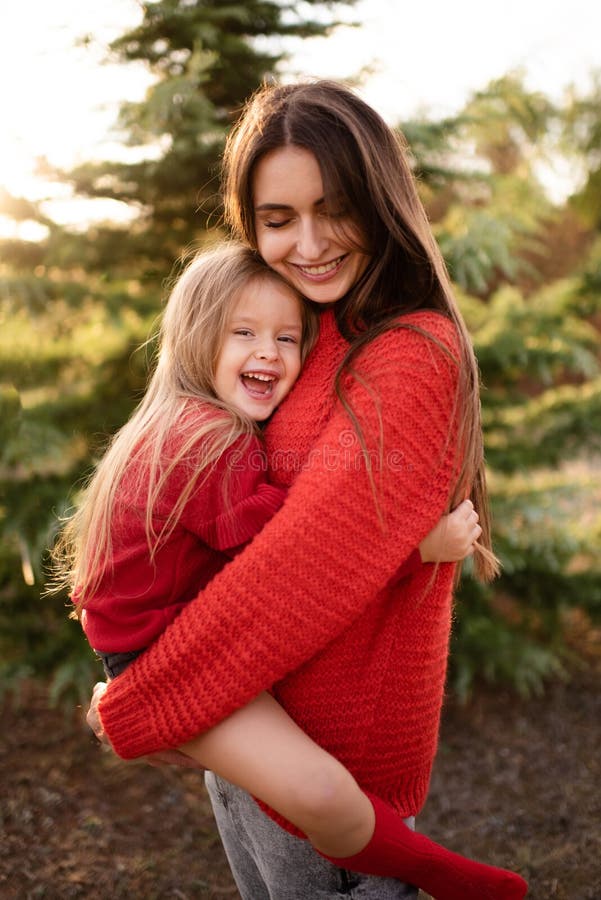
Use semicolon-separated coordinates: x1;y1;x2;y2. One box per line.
254;341;278;361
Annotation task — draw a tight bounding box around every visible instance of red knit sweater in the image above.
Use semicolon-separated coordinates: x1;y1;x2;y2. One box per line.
81;412;286;652
99;308;460;819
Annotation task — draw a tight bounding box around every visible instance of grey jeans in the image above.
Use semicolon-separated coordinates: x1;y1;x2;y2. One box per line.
205;772;419;900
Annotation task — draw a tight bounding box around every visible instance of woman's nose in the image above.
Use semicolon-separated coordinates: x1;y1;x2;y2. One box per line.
296;216;328;260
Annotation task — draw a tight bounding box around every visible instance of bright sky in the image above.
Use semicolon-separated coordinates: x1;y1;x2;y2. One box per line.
1;0;600;230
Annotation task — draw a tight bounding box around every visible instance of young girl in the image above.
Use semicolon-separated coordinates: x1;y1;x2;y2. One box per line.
69;244;312;669
60;242;511;900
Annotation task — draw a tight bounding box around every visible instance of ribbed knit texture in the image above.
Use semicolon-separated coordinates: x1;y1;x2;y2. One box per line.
82;416;286;653
99;308;461;822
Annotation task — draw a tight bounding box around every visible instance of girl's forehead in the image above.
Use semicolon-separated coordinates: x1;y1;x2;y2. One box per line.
229;277;303;319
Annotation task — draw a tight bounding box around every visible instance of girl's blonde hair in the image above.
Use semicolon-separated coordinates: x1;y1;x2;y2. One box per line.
223;79;499;581
54;243;316;612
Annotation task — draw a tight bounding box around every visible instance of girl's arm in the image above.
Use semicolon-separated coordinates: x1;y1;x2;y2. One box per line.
99;316;461;758
170;435;287;551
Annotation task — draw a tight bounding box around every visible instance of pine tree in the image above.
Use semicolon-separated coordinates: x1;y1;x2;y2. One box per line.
403;74;601;695
0;0;359;700
2;32;599;701
62;0;359;273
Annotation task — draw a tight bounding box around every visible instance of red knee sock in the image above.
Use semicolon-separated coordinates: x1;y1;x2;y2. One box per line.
319;792;528;900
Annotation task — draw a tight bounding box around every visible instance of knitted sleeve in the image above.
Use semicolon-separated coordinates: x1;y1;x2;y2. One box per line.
390;548;423;582
99;318;461;758
174;436;286;551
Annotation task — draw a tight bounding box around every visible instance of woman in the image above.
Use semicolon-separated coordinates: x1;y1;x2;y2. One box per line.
88;80;522;899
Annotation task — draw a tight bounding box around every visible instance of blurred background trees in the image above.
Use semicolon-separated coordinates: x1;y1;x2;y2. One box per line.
1;0;599;703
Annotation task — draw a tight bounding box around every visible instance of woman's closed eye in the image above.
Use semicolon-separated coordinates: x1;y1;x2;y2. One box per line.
263;218;292;229
266;209;345;224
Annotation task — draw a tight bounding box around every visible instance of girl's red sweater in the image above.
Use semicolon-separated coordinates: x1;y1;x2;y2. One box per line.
99;308;460;819
80;416;286;654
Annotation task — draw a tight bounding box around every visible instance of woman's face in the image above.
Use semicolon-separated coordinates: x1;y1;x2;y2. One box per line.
252;146;371;305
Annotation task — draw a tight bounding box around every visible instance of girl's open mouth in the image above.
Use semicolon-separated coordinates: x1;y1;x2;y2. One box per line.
240;372;277;398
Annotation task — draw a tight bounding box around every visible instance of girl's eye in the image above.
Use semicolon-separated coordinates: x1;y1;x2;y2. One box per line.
278;335;298;344
234;329;253;337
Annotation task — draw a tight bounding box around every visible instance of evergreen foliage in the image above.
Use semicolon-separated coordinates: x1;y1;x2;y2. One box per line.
61;0;358;272
407;74;601;695
1;5;599;702
1;0;359;702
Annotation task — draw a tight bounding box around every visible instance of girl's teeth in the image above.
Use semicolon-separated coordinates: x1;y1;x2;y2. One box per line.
243;373;274;382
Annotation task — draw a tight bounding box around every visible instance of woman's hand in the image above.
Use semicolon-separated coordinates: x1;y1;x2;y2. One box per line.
86;681;204;770
419;499;482;563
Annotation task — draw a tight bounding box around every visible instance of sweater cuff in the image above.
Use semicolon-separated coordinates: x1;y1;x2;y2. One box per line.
99;665;172;759
206;484;286;551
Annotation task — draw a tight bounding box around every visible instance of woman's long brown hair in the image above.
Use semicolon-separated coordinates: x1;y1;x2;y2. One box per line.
222;80;499;581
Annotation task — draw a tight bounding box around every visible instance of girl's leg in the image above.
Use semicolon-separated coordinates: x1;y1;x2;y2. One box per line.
181;690;374;856
180;692;528;900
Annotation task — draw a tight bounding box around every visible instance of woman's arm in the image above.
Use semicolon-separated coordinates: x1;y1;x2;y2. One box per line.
99;318;461;758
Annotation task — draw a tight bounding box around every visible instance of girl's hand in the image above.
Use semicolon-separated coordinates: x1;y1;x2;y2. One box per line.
87;681;110;744
86;681;203;769
419;499;482;563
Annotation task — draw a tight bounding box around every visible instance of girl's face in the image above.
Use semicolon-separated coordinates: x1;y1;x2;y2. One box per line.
253;146;371;305
214;277;303;421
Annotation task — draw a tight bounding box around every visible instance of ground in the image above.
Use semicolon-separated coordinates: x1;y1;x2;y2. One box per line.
1;672;599;900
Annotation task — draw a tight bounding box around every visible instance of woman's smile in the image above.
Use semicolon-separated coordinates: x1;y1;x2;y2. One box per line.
293;254;349;281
